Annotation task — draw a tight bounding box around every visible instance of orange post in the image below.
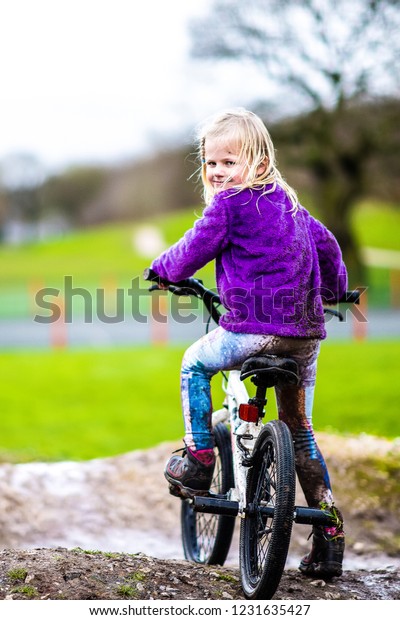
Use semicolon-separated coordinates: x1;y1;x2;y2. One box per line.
150;292;168;345
352;287;368;341
101;276;118;315
29;280;45;316
50;297;68;348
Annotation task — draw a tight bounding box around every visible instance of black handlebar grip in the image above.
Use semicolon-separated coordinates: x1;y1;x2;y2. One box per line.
143;267;159;281
339;290;360;304
143;267;174;289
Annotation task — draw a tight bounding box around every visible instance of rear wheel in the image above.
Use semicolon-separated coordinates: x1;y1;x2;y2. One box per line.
181;423;235;565
240;420;296;599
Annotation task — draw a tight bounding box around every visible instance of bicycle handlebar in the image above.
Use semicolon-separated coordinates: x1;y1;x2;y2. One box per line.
339;290;360;304
143;267;360;324
143;267;221;323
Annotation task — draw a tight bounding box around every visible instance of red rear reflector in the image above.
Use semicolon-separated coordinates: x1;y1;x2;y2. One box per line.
239;403;259;423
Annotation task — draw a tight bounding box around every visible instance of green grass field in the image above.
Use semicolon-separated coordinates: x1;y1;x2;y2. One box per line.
0;208;210;289
0;207;215;318
0;340;399;463
0;199;398;291
350;200;400;251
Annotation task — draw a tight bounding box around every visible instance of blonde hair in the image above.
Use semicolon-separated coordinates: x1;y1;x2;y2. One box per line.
196;107;298;213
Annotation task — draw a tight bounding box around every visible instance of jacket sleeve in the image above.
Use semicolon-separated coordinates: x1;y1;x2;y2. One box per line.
308;215;348;302
150;195;229;282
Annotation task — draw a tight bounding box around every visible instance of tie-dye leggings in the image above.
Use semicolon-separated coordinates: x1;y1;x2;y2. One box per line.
180;326;333;508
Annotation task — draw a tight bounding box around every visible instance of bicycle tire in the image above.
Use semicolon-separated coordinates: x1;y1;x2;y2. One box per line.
239;420;296;599
181;423;236;565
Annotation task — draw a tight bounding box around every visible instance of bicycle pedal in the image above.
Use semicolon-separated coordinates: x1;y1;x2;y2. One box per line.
168;484;184;498
168;483;210;500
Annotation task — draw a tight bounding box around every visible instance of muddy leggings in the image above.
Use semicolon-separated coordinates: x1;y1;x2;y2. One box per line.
180;327;333;508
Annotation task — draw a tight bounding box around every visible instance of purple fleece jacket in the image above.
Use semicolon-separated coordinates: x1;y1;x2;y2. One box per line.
151;185;348;339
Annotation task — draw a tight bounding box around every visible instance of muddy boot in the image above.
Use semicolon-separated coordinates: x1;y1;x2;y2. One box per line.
164;447;215;498
299;506;345;578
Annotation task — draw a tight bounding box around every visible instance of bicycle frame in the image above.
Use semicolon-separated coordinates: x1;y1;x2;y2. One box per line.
212;370;263;515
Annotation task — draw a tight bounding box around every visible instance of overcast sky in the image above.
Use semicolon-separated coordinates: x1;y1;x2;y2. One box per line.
0;0;270;173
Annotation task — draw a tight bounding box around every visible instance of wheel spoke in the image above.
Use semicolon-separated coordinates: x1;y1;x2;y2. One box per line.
181;423;235;567
193;452;223;560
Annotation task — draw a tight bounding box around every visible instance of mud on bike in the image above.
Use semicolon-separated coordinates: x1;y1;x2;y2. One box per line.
144;268;360;600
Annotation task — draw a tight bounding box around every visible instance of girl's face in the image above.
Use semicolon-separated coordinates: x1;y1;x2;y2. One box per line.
204;138;249;192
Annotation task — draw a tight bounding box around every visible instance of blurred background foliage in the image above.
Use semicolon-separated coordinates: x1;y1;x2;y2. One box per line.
0;98;398;286
1;0;399;285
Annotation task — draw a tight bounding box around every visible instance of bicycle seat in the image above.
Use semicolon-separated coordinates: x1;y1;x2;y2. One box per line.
240;355;299;388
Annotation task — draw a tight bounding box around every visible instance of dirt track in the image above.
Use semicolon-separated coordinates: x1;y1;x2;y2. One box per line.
0;434;399;600
0;547;399;600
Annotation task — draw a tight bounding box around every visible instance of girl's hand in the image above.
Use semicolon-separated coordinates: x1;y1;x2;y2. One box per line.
143;267;171;290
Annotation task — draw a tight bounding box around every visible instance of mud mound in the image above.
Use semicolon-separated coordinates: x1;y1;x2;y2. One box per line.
0;548;399;600
0;433;399;600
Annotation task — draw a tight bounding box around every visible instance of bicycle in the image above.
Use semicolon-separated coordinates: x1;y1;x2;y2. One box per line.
144;267;359;600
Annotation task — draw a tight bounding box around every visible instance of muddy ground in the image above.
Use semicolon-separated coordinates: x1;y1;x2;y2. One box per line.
1;547;399;600
0;433;399;600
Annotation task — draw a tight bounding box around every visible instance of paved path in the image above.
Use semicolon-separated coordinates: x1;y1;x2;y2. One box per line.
0;308;399;348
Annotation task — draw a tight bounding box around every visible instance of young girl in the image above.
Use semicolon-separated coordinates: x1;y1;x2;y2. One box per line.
147;108;347;578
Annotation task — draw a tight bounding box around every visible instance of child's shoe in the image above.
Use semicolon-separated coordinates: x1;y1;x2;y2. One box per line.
164;447;215;498
299;506;345;578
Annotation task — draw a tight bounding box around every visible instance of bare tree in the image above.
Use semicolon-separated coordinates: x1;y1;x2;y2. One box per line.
190;0;400;282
